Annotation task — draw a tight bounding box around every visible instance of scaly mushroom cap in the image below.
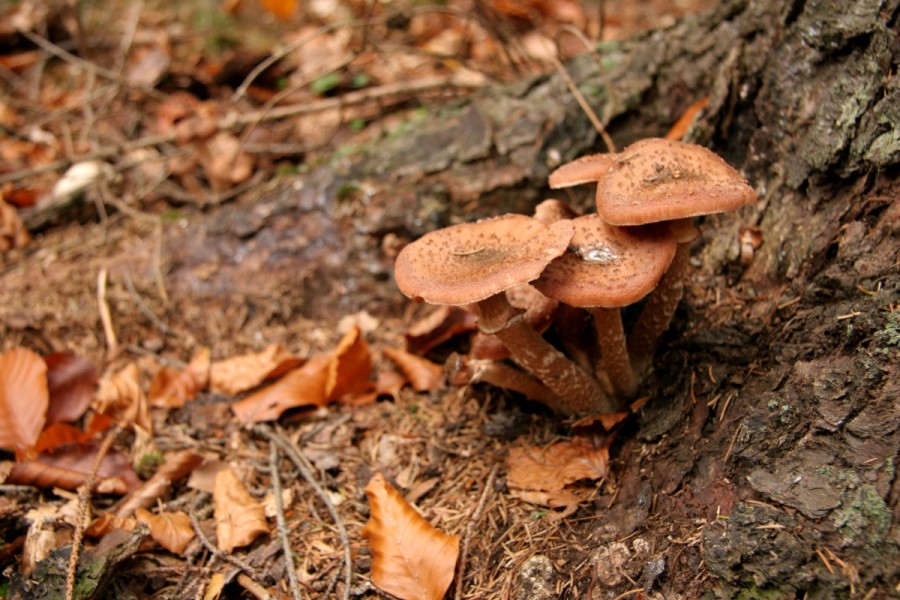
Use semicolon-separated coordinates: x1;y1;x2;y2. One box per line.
533;198;581;225
549;153;618;188
394;214;574;306
596;138;757;226
533;214;676;308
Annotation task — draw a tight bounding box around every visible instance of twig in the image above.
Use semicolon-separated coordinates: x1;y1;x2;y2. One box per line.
187;511;267;583
66;425;121;600
237;573;273;600
455;465;498;600
122;270;174;337
549;53;616;154
269;442;303;600
254;425;352;600
723;422;742;463
96;268;118;359
559;24;619;122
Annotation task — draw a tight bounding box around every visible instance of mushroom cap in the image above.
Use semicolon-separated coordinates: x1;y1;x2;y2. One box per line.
394;214;574;306
533;214;676;308
596;138;757;226
549;153;618;188
533;198;581;225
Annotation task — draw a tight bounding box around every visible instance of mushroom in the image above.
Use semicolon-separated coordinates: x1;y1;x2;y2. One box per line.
394;213;615;415
592;138;757;375
533;214;676;400
469;284;558;361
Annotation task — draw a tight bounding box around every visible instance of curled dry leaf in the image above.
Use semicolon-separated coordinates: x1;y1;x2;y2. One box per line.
213;467;268;553
115;449;203;519
382;348;443;393
149;348;211;408
44;352;98;424
135;508;195;555
405;306;478;354
210;343;303;395
362;472;459;600
507;438;609;494
7;441;140;494
86;513;137;539
33;422;89;454
94;363;152;434
231;327;373;424
0;347;48;452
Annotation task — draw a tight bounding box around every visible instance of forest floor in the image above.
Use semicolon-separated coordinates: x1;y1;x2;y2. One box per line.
1;1;898;599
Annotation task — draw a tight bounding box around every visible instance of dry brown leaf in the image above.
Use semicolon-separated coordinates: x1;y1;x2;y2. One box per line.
213;467;268;552
0;197;30;250
0;347;48;452
94;363;152;433
209;344;302;395
33;423;89;454
6;441;139;495
86;513;137;538
44;352;97;424
260;0;297;19
362;472;459;600
231;354;331;424
135;508;195;555
383;348;443;392
343;369;407;406
507;438;609;493
508;489;584;517
327;326;373;400
149;348;211;408
115;449;203;519
405;306;478;354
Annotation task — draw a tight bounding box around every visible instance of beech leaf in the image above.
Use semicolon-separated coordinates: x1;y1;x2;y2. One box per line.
44;352;98;424
94;363;152;433
362;472;459;600
383;348;443;392
507;438;609;494
149;348;211;408
115;449;203;519
231;354;332;424
209;344;303;395
0;347;49;451
213;467;268;552
327;326;373;400
135;508;195;555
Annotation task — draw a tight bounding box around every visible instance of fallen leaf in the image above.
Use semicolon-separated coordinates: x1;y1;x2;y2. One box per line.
362;472;459;600
210;344;303;395
666;97;709;141
0;347;48;452
135;508;195;555
383;348;443;392
6;441;140;495
33;423;89;454
343;369;407;406
213;467;268;552
405;306;478;354
507;438;608;493
94;363;152;433
327;326;373;400
0;197;30;250
44;352;98;424
231;354;331;424
260;0;297;20
149;348;211;408
86;513;137;538
115;450;203;519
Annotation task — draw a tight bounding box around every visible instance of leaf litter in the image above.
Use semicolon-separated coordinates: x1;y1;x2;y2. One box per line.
0;1;725;598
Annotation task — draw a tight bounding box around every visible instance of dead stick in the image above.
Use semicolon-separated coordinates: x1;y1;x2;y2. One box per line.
268;442;303;600
550;53;616;154
255;425;352;600
97;268;118;359
454;465;498;600
187;511;267;583
65;426;121;600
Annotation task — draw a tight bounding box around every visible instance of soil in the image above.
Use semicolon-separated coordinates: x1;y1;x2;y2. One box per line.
1;0;898;599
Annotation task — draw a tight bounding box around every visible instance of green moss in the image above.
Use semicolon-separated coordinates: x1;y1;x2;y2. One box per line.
874;311;900;355
832;485;894;554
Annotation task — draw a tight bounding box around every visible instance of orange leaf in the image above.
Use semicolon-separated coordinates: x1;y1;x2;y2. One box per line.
405;306;478;354
362;472;459;600
260;0;297;20
149;348;211;408
666;97;709;141
0;348;48;452
33;422;89;454
507;438;608;493
94;363;152;433
7;442;140;494
210;343;302;395
115;450;203;519
231;354;331;424
135;508;195;555
213;467;268;552
44;352;98;424
0;198;30;250
383;348;443;392
327;326;373;400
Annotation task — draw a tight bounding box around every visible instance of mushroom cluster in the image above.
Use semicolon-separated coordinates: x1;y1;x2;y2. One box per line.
394;138;756;417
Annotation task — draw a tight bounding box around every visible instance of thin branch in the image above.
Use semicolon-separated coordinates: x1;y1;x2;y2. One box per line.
269;442;303;600
254;425;352;600
96;267;118;359
187;511;268;583
550;53;616;154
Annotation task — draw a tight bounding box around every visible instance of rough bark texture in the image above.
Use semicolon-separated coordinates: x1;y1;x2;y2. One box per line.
92;0;900;596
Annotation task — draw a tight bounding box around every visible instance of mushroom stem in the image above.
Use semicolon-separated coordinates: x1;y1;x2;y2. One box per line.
627;240;691;376
590;307;637;400
476;293;616;415
463;359;569;413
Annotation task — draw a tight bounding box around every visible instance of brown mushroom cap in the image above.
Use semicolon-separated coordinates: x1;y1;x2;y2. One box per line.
549;153;618;189
533;214;676;308
394;214;574;306
596;138;757;226
533;198;581;225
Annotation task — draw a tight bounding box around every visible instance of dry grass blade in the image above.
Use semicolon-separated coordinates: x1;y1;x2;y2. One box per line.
362;472;460;600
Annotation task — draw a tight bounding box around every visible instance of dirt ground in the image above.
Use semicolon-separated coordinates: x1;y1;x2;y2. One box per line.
1;1;898;599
